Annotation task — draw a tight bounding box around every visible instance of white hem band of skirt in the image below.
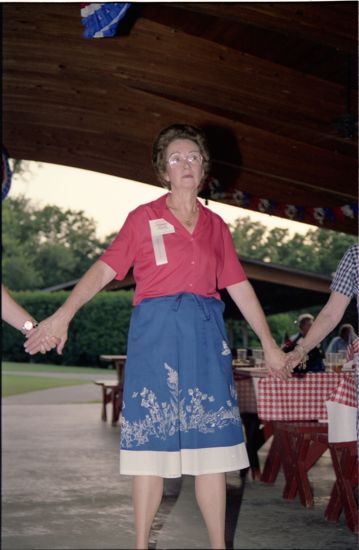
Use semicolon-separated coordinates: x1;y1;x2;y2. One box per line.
119;443;250;478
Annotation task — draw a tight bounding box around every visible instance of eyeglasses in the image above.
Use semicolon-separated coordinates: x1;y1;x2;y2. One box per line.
166;152;203;167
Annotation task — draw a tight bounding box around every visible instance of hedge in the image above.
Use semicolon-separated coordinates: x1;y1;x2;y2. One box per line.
2;290;134;366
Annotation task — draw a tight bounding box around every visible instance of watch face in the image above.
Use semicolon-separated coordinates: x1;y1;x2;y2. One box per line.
23;321;33;331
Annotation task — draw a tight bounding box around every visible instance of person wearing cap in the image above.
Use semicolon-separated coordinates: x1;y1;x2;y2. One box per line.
24;124;287;549
282;313;324;373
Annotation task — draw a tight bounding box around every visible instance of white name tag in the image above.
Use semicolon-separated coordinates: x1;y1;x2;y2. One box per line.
149;219;175;265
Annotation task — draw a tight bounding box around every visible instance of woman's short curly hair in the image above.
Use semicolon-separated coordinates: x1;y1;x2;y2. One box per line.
152;124;211;189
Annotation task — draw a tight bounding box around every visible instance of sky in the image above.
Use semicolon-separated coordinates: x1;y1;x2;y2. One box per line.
9;161;316;239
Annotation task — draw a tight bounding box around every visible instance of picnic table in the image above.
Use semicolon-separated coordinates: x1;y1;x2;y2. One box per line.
99;354;126;384
257;372;355;483
257;370;357;531
94;355;127;425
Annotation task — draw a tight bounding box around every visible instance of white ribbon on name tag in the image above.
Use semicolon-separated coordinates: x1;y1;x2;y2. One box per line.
149;219;175;265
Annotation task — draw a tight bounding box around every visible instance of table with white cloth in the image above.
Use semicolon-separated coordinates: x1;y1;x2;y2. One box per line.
256;371;357;517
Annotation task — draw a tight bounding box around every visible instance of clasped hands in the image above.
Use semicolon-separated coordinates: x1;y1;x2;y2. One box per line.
24;314;67;356
265;346;304;379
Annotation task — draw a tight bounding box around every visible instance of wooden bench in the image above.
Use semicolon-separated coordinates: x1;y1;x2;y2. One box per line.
276;421;329;508
260;422;281;483
94;379;123;426
261;421;329;508
94;355;127;425
325;441;358;532
99;354;126;383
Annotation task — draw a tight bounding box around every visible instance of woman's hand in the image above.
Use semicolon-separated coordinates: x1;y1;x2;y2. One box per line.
23;261;116;356
226;281;290;380
284;348;304;374
24;313;68;355
264;346;290;380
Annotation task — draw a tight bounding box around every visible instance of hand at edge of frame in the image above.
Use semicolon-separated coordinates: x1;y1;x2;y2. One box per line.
24;314;68;356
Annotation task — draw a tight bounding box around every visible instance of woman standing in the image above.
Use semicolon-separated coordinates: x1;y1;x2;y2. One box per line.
25;124;286;549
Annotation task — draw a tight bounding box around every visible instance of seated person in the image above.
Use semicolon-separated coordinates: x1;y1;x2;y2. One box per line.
282;313;324;373
326;323;357;353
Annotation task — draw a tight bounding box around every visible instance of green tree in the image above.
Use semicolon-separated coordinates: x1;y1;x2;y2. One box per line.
302;228;357;276
2;195;43;289
32;204;104;275
230;216;356;277
2;196;107;290
229;217;356;348
33;243;77;288
229;217;268;259
2;255;43;290
9;159;38;177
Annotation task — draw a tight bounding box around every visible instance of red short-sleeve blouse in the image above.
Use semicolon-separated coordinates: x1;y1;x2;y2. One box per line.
100;193;247;304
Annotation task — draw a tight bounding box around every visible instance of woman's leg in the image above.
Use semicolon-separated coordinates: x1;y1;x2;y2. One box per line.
195;473;227;549
132;475;164;549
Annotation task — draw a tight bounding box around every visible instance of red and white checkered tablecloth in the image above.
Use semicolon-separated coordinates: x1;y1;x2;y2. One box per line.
236;377;257;413
257;372;355;421
329;374;357;407
233;366;267;414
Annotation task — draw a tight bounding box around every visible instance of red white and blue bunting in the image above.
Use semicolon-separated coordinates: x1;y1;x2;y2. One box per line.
81;3;131;38
206;177;358;226
2;146;12;202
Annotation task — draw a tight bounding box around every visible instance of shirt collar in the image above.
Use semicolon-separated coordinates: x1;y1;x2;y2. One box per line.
149;192;208;236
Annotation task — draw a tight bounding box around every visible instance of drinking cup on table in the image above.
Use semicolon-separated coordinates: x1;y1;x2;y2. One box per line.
337;350;347;363
325;352;336;372
237;348;247;363
335;351;346;373
252;348;264;366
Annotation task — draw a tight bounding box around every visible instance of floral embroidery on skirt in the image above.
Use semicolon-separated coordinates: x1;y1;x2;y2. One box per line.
119;293;249;476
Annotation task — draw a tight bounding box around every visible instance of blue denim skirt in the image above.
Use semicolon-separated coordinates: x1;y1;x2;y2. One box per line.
119;293;249;477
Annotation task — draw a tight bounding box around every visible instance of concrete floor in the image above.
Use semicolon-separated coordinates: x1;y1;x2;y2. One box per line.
2;381;357;550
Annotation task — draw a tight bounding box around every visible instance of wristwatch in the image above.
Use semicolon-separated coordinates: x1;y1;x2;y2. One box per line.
21;320;38;332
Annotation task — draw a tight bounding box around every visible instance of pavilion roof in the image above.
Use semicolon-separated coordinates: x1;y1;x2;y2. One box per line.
3;2;358;234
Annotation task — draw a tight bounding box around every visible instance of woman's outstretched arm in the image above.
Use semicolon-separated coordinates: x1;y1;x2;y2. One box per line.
227;280;288;378
24;260;116;355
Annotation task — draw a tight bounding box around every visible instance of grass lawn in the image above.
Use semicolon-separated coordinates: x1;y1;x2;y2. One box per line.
2;361;113;375
2;361;114;398
2;374;91;397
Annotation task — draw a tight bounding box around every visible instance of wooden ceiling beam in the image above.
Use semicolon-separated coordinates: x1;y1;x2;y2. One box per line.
141;3;358;87
173;2;357;53
5;78;357;197
5;110;356;205
5;16;358;124
5;121;356;236
3;3;357;236
5;69;357;161
5;16;357;161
